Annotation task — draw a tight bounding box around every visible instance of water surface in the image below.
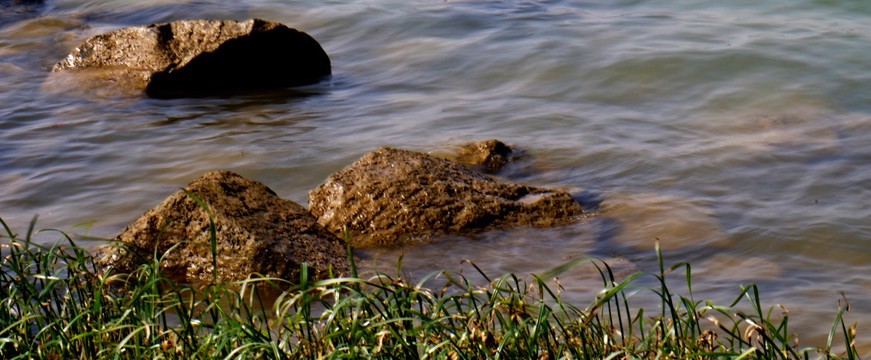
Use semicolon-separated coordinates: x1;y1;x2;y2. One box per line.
3;0;871;351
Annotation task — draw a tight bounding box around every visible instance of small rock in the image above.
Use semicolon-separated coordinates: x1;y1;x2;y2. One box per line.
50;18;330;98
97;170;348;286
308;147;584;248
455;139;517;173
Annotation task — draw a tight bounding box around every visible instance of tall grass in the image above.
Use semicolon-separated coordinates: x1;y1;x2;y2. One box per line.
0;215;860;359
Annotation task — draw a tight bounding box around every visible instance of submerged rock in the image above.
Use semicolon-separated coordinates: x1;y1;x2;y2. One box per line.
308;147;584;248
50;18;330;98
97;170;348;285
599;192;728;251
454;139;517;173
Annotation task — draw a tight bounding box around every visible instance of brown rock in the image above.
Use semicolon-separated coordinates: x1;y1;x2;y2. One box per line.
50;18;330;98
455;139;517;173
98;170;348;285
308;147;584;248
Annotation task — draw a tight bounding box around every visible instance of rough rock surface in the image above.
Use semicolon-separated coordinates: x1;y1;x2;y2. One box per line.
98;170;348;285
51;18;330;97
308;147;585;248
454;139;517;173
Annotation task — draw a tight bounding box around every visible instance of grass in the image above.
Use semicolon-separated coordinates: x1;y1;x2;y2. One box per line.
0;214;861;359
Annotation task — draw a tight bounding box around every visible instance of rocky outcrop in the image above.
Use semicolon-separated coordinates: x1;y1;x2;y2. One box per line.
308;147;585;248
97;170;348;285
50;18;330;98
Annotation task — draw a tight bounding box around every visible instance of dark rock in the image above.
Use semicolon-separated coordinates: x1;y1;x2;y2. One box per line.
308;147;585;248
50;18;330;98
455;139;517;173
97;170;348;285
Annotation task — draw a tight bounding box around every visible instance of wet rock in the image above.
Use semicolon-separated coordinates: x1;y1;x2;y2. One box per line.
50;18;330;98
455;139;517;173
97;170;348;285
308;146;585;248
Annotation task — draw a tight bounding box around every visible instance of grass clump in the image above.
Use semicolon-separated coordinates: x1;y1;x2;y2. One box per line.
0;215;861;359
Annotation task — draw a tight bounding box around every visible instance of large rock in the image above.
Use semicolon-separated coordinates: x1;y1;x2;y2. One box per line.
308;147;585;248
98;170;348;285
50;18;330;98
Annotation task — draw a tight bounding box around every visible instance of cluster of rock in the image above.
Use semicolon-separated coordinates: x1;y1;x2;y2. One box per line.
52;19;585;285
97;140;585;285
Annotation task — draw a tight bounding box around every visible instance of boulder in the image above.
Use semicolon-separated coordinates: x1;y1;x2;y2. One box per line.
97;170;348;285
308;147;585;248
454;139;517;173
50;18;330;98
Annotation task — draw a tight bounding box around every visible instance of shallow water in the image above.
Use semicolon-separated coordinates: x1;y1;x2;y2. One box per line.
3;0;871;352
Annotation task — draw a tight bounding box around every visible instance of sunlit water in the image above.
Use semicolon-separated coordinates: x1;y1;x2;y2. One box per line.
3;0;871;352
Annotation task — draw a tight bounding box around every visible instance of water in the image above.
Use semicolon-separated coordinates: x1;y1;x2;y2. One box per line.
3;0;871;351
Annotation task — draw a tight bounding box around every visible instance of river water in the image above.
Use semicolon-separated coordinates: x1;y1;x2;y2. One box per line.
3;0;871;352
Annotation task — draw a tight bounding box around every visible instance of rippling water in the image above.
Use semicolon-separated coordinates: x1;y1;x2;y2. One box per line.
3;0;871;351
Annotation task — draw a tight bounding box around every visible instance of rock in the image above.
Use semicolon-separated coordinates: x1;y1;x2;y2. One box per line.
308;147;584;248
97;170;348;286
50;18;330;98
454;139;517;173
